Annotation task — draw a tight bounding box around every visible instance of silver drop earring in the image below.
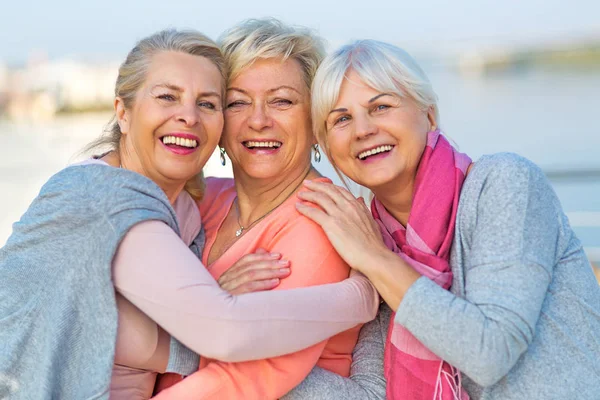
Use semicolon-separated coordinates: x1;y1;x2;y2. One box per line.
313;144;321;163
219;147;227;166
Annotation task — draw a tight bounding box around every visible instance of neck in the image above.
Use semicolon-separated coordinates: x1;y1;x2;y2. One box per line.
234;163;318;226
371;173;416;227
110;150;185;205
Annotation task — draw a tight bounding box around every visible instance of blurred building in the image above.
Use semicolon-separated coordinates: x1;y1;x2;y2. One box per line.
2;57;118;121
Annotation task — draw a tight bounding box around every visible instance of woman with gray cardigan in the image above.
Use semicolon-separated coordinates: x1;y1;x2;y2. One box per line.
289;39;600;400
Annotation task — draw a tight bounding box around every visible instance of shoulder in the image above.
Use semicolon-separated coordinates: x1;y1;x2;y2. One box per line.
268;193;350;280
468;152;547;185
470;152;543;181
464;152;551;202
204;176;235;196
173;191;202;245
198;177;235;220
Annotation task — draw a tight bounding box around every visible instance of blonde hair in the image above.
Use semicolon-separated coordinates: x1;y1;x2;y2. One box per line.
218;18;325;89
85;29;226;201
312;40;439;159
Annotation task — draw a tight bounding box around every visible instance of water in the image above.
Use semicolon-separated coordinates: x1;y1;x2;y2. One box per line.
1;68;599;261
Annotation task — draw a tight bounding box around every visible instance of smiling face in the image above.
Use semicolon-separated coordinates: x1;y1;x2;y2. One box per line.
325;69;436;192
117;50;223;190
222;58;314;182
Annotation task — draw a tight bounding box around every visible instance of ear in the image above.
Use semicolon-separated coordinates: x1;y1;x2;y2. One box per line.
427;107;438;132
114;97;130;134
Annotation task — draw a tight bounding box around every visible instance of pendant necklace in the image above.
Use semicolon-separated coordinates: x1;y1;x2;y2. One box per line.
234;169;311;237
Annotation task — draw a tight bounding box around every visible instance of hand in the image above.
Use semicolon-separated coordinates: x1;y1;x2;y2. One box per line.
218;248;291;295
295;180;389;273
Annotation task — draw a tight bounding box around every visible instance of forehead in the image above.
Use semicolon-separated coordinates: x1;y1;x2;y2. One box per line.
228;58;306;94
144;51;221;90
336;69;379;100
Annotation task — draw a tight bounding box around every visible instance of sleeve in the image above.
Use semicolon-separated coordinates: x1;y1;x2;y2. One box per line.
113;220;379;364
394;156;560;387
151;218;361;400
282;303;389;400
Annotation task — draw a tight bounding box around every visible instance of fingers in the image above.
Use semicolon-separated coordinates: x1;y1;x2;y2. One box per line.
223;252;282;280
296;190;339;216
225;278;282;295
302;180;352;205
295;202;330;227
220;256;289;282
220;266;291;294
219;250;292;295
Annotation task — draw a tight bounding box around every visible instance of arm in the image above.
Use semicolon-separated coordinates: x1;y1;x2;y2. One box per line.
282;303;389;400
393;158;558;386
296;158;560;387
152;219;359;400
113;220;378;364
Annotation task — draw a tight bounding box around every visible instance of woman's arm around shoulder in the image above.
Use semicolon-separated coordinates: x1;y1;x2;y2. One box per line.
112;220;378;363
151;215;372;400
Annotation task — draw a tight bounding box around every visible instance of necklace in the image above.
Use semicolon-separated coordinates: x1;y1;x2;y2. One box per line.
234;169;312;237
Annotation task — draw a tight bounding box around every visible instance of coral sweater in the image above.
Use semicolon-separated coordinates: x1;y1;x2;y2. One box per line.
154;177;361;399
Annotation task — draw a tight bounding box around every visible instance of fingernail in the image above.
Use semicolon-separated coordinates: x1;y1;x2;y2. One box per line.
269;279;280;285
278;260;289;265
270;252;281;258
279;268;290;273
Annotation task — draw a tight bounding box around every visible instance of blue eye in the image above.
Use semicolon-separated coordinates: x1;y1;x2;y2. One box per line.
335;115;351;125
158;94;176;101
198;101;216;110
376;104;390;111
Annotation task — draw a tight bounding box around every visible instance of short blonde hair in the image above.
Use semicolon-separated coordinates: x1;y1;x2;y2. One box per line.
85;29;225;200
218;18;325;89
312;40;439;156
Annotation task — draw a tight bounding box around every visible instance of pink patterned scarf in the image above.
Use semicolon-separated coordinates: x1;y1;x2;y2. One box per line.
371;130;471;400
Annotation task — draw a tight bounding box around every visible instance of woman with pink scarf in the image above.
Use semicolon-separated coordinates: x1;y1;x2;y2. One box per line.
288;40;600;400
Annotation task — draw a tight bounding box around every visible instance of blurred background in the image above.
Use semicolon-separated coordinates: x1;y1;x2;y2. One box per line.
1;0;598;276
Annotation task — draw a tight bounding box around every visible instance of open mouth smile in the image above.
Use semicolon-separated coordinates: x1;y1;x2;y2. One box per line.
357;145;394;160
243;140;282;149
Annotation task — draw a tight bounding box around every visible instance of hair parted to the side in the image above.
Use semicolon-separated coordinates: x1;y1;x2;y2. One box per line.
311;39;439;164
84;29;226;201
218;17;326;90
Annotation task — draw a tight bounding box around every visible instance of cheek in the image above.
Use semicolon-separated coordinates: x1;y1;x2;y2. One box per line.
326;132;350;162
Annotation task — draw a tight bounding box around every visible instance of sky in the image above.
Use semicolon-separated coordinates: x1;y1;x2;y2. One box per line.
3;0;599;65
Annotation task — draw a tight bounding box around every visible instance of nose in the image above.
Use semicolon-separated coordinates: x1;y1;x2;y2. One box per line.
176;102;200;127
354;114;377;140
247;104;272;131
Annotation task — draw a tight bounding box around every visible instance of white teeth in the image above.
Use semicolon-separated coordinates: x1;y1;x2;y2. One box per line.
161;135;198;148
358;145;393;160
244;141;282;148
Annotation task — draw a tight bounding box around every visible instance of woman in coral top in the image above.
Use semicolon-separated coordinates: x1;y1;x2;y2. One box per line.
152;18;361;400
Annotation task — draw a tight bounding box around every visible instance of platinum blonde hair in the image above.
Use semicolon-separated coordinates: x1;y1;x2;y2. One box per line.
218;18;325;89
312;39;439;156
85;29;226;200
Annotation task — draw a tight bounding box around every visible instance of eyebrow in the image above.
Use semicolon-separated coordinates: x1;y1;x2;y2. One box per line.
328;93;393;115
369;93;392;103
152;83;221;98
227;85;302;95
268;85;302;95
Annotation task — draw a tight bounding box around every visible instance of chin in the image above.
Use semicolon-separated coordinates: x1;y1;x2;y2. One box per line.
241;166;284;180
358;172;399;191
